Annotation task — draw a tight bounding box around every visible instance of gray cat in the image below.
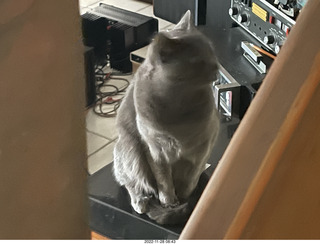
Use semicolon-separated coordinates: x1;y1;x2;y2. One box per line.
113;11;220;225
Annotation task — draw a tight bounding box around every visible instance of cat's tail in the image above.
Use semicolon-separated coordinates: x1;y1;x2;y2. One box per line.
146;200;192;225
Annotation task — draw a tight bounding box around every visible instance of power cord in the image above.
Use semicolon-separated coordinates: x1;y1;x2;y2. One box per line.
93;63;130;117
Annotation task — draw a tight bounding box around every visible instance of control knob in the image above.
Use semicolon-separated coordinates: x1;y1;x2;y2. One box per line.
275;40;284;54
275;45;281;54
264;35;276;45
229;7;239;16
237;14;249;23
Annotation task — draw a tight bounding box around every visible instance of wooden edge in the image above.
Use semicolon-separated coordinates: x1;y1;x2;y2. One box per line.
224;52;320;239
91;231;111;240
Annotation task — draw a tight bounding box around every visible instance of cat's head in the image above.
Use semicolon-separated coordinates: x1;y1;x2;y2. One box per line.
147;11;218;83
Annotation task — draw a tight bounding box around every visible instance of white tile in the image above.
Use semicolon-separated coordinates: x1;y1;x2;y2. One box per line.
79;2;101;14
79;0;100;7
86;131;110;156
136;4;153;16
162;23;176;32
86;108;119;140
79;7;89;15
99;0;150;12
87;142;116;174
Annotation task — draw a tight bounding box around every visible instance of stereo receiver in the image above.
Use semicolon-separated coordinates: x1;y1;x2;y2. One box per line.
229;0;308;54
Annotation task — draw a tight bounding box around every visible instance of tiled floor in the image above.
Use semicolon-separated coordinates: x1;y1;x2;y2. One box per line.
85;74;131;175
80;0;174;175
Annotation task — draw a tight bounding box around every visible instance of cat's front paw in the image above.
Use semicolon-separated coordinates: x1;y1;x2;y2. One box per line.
159;191;180;208
131;197;149;214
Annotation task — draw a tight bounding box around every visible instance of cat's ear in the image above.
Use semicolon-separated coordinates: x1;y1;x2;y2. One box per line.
173;10;195;31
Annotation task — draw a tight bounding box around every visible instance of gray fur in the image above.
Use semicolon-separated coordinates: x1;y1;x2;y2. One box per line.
113;11;220;224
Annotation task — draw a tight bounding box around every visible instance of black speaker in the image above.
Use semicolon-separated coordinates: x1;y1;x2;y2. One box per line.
81;13;108;64
153;0;206;25
206;0;233;29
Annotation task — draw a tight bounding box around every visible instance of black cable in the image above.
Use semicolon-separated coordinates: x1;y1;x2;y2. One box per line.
93;98;120;118
110;71;132;76
92;64;130;117
108;76;130;92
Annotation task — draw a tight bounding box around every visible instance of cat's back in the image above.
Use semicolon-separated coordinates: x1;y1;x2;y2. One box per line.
132;22;220;151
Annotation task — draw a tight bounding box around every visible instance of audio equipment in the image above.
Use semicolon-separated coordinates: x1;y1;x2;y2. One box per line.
229;0;307;54
82;4;158;72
